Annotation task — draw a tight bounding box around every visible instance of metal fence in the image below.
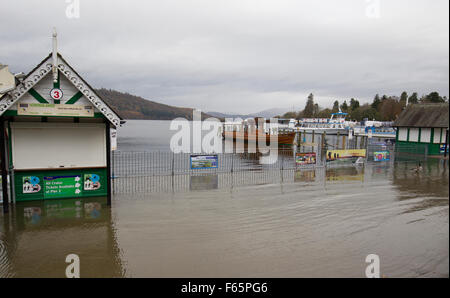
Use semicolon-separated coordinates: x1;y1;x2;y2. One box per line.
111;133;433;180
393;143;429;162
0;134;433;201
111;149;321;178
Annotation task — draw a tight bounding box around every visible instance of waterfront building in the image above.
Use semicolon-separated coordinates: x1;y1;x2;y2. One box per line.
0;32;122;211
393;103;449;156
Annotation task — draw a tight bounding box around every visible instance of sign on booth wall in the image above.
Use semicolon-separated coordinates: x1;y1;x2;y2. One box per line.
17;170;106;201
22;176;41;194
50;88;64;100
17;103;94;117
43;175;82;198
84;174;101;191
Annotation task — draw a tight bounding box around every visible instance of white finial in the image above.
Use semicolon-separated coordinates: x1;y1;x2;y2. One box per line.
52;27;58;83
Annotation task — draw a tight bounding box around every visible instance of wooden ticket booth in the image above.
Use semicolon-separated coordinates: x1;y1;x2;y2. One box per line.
0;33;122;213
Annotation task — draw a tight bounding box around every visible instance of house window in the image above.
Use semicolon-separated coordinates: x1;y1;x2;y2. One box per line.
420;128;431;143
409;128;419;142
433;128;442;144
398;128;408;141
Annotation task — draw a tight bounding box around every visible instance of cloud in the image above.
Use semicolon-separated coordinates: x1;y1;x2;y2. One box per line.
1;0;448;113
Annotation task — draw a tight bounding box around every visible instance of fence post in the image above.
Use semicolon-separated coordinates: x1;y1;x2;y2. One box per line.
111;150;114;195
444;129;448;158
171;152;175;176
424;144;428;162
321;131;325;150
366;142;369;164
231;153;234;173
1;118;9;213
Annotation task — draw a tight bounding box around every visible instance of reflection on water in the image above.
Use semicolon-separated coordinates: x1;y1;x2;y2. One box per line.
1;197;124;277
393;160;449;215
190;175;219;191
1;162;448;277
326;166;364;182
393;160;449;198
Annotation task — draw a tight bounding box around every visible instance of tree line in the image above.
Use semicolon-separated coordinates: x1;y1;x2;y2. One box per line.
279;91;448;122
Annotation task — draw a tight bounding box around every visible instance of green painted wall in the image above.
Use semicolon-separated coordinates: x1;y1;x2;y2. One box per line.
395;141;441;155
15;168;108;202
395;127;446;155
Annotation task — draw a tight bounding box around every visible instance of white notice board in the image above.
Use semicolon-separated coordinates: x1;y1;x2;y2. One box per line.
11;122;106;170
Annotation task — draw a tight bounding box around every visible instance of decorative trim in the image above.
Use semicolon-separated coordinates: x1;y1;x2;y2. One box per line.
57;60;121;127
0;54;121;127
0;57;53;114
53;71;60;89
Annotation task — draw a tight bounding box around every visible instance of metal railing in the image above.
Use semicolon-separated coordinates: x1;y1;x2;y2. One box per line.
111;149;318;178
111;133;432;180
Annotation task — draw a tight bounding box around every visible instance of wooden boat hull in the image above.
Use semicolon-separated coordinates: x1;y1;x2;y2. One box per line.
223;131;295;145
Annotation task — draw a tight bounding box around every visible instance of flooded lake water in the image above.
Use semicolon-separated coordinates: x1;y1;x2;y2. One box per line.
0;120;448;277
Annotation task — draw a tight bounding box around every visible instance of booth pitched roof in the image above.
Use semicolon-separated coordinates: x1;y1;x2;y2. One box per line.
393;103;449;128
0;53;122;127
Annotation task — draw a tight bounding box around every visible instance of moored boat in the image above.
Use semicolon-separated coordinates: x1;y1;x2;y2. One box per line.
223;130;296;145
222;117;296;146
297;111;353;134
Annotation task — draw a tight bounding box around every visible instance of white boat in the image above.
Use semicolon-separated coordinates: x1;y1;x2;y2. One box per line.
296;111;352;134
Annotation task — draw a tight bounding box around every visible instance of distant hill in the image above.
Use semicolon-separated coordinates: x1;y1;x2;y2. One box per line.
207;107;291;119
253;107;291;118
95;88;211;120
206;111;251;119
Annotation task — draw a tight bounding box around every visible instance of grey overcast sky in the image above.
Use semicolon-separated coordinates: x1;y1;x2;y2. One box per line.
1;0;448;114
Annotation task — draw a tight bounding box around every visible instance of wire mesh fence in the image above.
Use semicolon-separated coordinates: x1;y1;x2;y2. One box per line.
111;133;431;180
111;149;317;178
0;132;442;202
393;143;429;163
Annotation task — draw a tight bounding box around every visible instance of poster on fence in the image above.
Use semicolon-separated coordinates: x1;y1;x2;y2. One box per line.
374;151;390;162
295;152;316;165
326;149;366;163
190;155;219;169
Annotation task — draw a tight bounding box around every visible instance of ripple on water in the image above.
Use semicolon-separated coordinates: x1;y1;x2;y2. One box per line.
0;238;13;278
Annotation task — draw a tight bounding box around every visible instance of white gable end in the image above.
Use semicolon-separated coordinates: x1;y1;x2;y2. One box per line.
11;71;95;109
0;53;121;127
